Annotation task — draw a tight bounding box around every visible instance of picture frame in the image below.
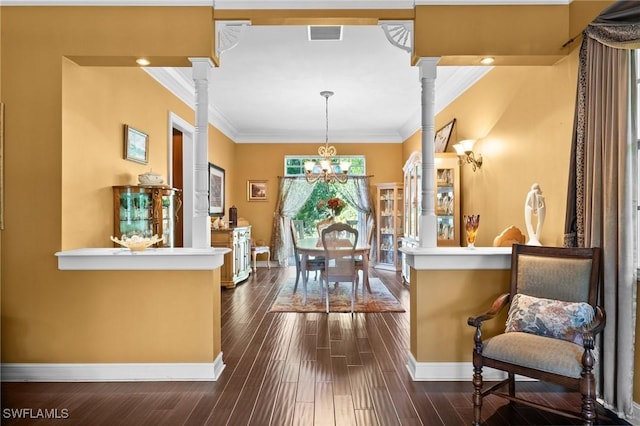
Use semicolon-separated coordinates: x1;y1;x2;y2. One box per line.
209;163;225;216
434;118;456;153
247;180;268;202
124;125;149;164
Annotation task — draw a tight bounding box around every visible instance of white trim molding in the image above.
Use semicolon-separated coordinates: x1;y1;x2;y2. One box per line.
407;353;535;382
629;402;640;425
1;353;226;382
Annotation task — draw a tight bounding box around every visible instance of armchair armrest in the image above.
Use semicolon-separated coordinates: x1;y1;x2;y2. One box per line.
467;293;511;328
582;306;606;350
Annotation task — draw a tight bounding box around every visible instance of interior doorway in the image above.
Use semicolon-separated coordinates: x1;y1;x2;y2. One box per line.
172;128;184;247
168;111;195;248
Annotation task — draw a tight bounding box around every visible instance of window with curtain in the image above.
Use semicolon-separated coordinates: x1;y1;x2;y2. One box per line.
284;155;369;241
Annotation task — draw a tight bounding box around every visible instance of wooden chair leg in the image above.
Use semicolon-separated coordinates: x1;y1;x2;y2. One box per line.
581;349;597;426
471;341;483;426
508;372;515;399
266;249;271;269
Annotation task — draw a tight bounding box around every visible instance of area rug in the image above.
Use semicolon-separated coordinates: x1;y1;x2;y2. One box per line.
269;277;405;313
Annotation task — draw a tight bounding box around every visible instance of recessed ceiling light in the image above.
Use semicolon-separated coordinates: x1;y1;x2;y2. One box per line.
136;58;150;66
480;57;495;65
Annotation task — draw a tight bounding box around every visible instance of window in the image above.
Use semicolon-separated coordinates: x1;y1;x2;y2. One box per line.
284;155;366;177
284;155;368;242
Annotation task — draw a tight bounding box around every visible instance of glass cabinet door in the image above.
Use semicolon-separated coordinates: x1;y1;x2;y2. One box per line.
435;154;460;246
375;183;403;271
117;190;154;238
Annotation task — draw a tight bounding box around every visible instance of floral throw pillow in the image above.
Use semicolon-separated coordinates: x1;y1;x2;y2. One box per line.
505;293;595;346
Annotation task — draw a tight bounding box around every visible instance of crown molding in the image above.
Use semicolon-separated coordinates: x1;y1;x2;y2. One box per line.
398;66;491;141
143;67;239;141
232;131;404;144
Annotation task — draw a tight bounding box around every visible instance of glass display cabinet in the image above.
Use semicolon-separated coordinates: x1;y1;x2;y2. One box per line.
401;152;460;283
375;183;404;271
112;185;182;248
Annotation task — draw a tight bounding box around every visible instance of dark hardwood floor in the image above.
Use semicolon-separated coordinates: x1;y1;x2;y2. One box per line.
1;266;629;425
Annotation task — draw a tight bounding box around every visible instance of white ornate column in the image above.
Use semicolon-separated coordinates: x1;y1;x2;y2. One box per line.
190;57;214;249
417;58;439;248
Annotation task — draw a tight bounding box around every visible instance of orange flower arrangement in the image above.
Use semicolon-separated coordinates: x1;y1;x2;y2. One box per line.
327;197;346;216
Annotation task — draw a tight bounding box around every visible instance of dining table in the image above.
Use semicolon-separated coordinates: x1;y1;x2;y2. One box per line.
296;237;371;304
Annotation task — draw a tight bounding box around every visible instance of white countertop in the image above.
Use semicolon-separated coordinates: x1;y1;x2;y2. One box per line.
400;246;512;270
55;247;231;271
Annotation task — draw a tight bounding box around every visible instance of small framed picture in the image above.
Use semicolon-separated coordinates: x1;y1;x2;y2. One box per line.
124;125;149;164
247;180;268;202
209;163;225;216
434;118;456;153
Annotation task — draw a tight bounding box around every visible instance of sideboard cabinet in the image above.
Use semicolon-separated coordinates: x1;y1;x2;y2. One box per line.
112;185;182;248
211;226;252;289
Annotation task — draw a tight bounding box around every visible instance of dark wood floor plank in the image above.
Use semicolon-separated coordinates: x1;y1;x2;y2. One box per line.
333;394;358;426
268;381;296;426
316;347;333;383
292;402;314;426
354;408;380;426
330;356;352;396
1;266;630;426
296;360;316;403
314;381;335;426
246;359;285;426
347;365;373;410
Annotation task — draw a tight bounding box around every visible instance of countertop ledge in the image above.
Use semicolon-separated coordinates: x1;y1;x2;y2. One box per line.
55;247;231;271
400;246;512;270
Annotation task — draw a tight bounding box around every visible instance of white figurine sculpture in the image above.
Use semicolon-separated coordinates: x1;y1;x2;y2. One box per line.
524;183;545;246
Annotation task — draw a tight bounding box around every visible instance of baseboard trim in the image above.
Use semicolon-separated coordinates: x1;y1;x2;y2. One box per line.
1;352;226;382
406;352;534;381
628;401;640;425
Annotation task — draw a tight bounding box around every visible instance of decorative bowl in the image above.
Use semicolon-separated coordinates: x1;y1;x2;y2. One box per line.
110;234;164;251
138;170;164;185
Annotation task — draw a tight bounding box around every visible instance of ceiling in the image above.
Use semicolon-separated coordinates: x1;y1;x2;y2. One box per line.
146;24;492;143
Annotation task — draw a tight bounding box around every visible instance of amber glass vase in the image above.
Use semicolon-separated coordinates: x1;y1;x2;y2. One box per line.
464;214;480;248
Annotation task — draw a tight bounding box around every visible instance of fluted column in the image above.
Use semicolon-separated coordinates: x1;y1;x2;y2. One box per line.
417;58;438;248
190;58;214;248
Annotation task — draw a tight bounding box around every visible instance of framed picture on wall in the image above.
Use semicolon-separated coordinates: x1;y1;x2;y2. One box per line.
209;163;225;216
124;125;149;164
434;118;456;153
247;180;268;202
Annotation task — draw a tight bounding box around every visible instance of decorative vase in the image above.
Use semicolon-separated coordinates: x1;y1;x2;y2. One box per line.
464;214;480;248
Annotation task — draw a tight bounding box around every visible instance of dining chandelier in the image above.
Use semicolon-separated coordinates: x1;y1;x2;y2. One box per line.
304;91;351;184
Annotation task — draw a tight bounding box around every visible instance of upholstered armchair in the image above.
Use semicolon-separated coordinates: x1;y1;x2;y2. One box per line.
467;244;604;425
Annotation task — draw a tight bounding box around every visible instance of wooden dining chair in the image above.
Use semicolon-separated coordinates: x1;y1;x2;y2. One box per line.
354;223;374;294
320;223;358;314
290;220;324;302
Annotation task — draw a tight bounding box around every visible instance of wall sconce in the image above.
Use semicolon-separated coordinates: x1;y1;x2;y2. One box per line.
453;139;483;172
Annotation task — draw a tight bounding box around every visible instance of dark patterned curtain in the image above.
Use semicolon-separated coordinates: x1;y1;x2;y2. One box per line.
563;0;640;418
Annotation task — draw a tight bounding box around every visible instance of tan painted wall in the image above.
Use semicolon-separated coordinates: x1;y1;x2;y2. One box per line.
234;143;403;245
403;51;579;249
1;6;222;364
411;269;510;362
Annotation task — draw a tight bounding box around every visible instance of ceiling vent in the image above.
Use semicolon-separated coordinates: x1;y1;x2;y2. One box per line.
308;25;343;41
